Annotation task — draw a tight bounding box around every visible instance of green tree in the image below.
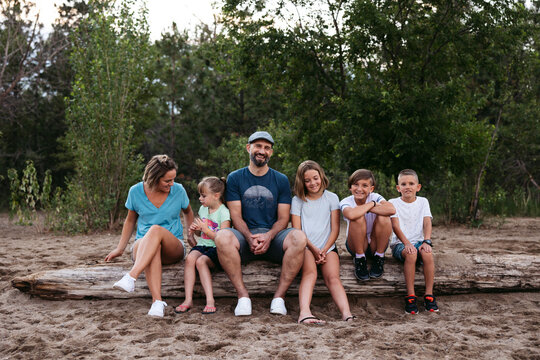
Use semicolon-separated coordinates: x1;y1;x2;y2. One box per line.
219;0;539;220
0;0;70;208
58;0;151;231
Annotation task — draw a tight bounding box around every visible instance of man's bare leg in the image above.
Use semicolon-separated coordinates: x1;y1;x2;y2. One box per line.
215;229;248;298
274;229;307;298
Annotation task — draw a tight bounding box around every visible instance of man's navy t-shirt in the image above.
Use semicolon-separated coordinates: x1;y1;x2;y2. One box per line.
226;167;292;229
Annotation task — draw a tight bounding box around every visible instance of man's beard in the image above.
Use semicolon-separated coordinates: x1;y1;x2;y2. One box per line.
250;152;269;167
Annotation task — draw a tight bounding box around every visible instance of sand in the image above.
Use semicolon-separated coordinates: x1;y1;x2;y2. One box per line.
1;214;539;359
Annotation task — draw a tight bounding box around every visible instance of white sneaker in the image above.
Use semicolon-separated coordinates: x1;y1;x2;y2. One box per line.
270;297;287;315
148;300;167;317
234;297;252;316
113;273;135;293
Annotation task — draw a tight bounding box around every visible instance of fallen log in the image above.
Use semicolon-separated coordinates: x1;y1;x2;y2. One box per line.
11;253;540;300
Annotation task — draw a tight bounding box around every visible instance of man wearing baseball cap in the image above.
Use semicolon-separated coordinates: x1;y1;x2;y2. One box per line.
215;131;307;316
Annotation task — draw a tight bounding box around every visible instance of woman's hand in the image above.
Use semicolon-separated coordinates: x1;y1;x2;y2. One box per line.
189;220;201;232
105;248;123;262
187;233;197;247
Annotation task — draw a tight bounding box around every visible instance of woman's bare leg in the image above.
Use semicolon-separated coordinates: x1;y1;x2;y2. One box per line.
130;225;184;302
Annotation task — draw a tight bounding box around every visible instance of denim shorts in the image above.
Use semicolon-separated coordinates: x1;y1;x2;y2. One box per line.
392;241;424;262
222;227;294;264
190;245;220;269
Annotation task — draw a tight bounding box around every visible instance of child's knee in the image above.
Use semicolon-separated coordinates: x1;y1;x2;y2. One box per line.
195;255;210;267
185;253;198;265
420;250;434;264
350;216;367;228
375;215;392;229
324;274;341;287
302;267;318;280
403;249;418;262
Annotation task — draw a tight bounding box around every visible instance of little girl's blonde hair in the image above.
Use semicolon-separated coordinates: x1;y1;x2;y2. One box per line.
197;176;227;203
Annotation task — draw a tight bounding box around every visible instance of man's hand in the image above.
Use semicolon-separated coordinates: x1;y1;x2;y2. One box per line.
252;232;272;255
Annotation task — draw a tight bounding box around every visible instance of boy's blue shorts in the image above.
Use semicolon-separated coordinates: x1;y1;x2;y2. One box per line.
392;241;423;262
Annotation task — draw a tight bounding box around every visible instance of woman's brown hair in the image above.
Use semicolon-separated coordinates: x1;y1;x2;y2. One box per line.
142;155;178;189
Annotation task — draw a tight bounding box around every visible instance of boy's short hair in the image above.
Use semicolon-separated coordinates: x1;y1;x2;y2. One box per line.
397;169;419;183
348;169;376;188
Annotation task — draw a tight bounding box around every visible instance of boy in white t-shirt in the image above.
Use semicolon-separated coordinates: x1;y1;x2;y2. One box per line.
389;169;439;314
340;169;395;281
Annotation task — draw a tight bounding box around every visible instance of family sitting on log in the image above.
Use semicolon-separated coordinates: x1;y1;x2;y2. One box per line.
106;131;439;320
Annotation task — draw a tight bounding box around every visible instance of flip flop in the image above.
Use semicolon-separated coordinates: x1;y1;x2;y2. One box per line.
174;304;191;314
298;316;325;325
201;306;216;315
344;315;357;322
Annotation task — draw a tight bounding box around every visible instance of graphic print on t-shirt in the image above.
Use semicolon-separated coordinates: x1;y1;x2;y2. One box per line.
242;185;274;209
201;218;218;239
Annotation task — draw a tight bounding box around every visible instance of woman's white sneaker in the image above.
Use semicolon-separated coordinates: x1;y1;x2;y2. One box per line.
113;273;135;293
148;300;167;317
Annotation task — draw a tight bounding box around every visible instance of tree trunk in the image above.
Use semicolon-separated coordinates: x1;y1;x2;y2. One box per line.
470;104;504;221
11;253;539;300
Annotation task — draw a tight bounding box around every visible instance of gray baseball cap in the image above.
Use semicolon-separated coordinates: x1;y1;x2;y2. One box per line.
248;131;274;145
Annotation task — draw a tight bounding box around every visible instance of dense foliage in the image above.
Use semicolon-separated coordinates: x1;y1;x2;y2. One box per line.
1;0;538;231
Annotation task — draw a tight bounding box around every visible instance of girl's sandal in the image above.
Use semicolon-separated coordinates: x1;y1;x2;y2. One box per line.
201;306;217;315
298;316;325;325
344;315;357;322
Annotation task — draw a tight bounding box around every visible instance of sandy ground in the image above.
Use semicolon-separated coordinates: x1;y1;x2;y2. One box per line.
0;214;539;359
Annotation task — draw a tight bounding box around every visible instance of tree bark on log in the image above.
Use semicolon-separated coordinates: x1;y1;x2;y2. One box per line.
11;253;540;300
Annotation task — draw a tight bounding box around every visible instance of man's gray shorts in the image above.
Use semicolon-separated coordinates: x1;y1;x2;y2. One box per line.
222;227;295;264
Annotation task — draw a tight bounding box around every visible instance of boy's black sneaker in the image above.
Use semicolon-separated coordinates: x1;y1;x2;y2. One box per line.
369;255;385;278
354;257;369;281
424;294;439;312
405;295;418;314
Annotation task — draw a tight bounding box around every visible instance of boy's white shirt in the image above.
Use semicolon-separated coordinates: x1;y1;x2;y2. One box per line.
388;196;432;250
340;192;385;240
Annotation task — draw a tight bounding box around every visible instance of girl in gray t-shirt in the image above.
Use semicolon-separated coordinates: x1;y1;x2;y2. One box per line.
291;160;355;324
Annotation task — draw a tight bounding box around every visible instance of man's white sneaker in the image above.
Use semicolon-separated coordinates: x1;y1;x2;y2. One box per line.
270;297;287;315
234;297;252;316
148;300;167;317
113;273;135;293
